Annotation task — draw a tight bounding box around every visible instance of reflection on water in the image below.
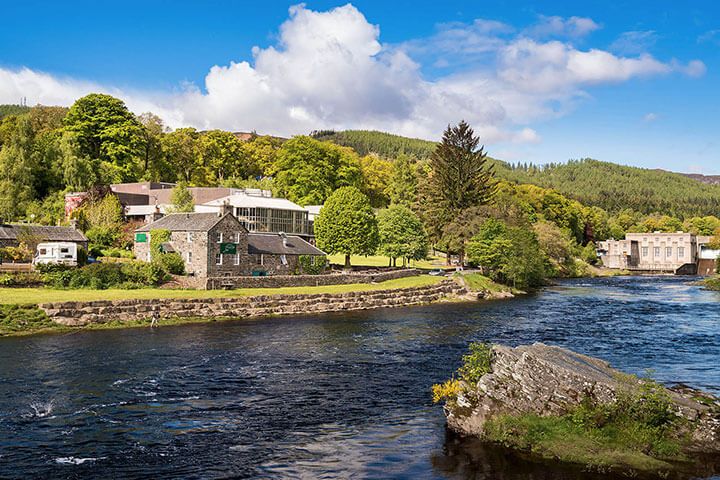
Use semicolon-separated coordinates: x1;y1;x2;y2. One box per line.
0;276;718;479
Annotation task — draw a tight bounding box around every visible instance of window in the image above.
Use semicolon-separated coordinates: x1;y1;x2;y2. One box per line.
280;254;288;266
215;253;222;265
187;251;192;263
666;247;672;257
187;232;193;243
39;248;47;255
642;247;649;257
255;254;264;265
215;232;223;243
234;253;240;265
654;247;660;257
60;248;69;253
678;247;685;258
235;232;241;243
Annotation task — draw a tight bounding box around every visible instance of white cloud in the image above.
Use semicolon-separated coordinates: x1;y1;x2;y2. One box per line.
525;15;600;38
644;112;659;122
0;5;706;146
609;30;658;55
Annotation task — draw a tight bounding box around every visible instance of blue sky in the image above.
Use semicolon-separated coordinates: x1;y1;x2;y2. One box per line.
1;1;719;173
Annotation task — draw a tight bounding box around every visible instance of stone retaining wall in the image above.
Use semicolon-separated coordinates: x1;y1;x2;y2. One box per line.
39;280;465;326
204;268;419;290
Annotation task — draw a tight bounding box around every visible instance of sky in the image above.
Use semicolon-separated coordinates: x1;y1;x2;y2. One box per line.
1;0;719;173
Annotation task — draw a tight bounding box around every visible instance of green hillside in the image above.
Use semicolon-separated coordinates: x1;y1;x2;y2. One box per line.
503;159;720;218
314;130;720;218
0;104;31;119
311;129;438;159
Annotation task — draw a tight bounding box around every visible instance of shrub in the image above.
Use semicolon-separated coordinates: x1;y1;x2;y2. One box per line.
432;378;462;403
41;261;171;289
121;261;168;285
149;229;171;257
458;342;493;385
153;253;185;275
297;255;328;275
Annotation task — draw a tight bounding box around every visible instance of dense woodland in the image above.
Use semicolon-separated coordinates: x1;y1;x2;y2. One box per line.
1;95;720;285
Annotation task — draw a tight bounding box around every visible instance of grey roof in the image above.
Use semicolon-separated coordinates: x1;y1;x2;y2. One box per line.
248;234;325;256
136;213;233;232
0;224;87;242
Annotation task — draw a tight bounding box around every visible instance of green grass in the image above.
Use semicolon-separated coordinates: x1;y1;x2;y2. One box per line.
0;274;444;305
455;273;509;293
483;413;686;476
704;276;720;291
0;305;57;336
327;254;447;269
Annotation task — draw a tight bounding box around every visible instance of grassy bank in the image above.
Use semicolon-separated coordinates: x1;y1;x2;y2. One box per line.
704;277;720;291
456;272;515;294
0;274;444;305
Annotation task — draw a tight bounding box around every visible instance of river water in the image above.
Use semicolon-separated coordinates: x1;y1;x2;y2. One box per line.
0;276;718;479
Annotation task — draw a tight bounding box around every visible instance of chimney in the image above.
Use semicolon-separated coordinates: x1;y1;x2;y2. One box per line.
151;205;163;222
69;218;79;230
220;201;233;217
280;231;288;248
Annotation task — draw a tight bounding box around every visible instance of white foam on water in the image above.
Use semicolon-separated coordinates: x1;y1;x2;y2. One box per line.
24;400;55;419
55;456;105;465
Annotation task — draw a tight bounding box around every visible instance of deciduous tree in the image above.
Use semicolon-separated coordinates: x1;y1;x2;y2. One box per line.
377;205;428;266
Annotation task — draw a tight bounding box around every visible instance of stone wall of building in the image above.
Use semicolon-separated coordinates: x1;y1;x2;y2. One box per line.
39;280;466;326
206;215;250;277
203;268;420;289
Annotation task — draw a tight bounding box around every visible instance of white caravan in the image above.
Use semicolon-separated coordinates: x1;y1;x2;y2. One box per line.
34;242;79;266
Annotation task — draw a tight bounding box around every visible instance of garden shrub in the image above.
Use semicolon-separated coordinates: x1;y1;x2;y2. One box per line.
41;261;171;289
153;252;185;275
298;255;328;275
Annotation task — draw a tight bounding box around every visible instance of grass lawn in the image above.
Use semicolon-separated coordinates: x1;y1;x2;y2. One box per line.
0;274;445;305
455;272;509;293
327;253;448;269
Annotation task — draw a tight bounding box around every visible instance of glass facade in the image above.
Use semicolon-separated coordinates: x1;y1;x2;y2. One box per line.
235;207;309;235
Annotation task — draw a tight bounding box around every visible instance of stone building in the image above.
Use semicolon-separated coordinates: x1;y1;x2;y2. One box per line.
134;208;324;277
0;223;88;250
597;232;703;274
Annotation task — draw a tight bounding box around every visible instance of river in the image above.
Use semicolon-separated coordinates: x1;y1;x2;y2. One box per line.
0;276;718;479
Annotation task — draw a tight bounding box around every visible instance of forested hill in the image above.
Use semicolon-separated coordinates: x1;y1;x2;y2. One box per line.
314;129;720;218
0;105;31;119
503;159;720;217
311;130;438;159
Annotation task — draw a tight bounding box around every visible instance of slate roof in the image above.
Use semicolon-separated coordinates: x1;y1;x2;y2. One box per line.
0;224;88;242
136;213;236;232
248;233;325;256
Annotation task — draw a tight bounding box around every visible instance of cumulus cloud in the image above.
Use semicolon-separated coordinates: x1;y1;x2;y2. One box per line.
0;4;707;145
609;30;658;55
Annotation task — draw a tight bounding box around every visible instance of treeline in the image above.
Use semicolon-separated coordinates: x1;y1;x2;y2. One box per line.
311;129;439;159
504;159;720;218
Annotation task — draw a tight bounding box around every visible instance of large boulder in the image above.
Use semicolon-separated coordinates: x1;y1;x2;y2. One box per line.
445;343;720;453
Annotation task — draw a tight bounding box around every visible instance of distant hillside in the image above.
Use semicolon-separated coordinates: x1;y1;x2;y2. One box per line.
682;172;720;186
0;104;31;119
504;159;720;217
311;129;438;159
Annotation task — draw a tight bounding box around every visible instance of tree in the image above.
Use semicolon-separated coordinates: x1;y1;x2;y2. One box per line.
161;128;200;183
533;220;576;276
63;93;144;182
359;154;392;207
60;131;97;191
314;187;379;268
0;117;35;220
242;135;281;176
423;121;497;263
272;136;362;206
167;183;195;213
387;152;418;207
198;130;248;184
377;205;428;266
137;112;167;180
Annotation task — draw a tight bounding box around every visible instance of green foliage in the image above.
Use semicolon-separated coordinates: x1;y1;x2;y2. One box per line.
467;219;547;288
161;127;200;183
458;342;494;385
377;205;428;265
197;129;253;184
505;158;720;218
63;93;144;181
314;186;379;267
421;121;497;260
42;261;169;289
167;183;195;213
272;136;363;205
387;152;419;207
0;104;31;120
153;252;185;275
149;229;171;257
297;255;328;275
359;154;392;207
312;129;438;159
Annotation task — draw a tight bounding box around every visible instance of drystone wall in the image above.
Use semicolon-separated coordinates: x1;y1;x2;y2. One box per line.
39;280;465;326
204;268;420;289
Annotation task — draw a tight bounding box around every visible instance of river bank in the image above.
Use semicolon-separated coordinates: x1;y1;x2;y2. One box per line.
0;276;716;479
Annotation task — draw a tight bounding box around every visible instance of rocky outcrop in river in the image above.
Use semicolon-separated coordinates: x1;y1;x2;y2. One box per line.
443;343;720;478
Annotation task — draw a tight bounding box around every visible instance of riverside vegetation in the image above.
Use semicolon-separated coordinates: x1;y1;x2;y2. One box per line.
433;342;720;478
